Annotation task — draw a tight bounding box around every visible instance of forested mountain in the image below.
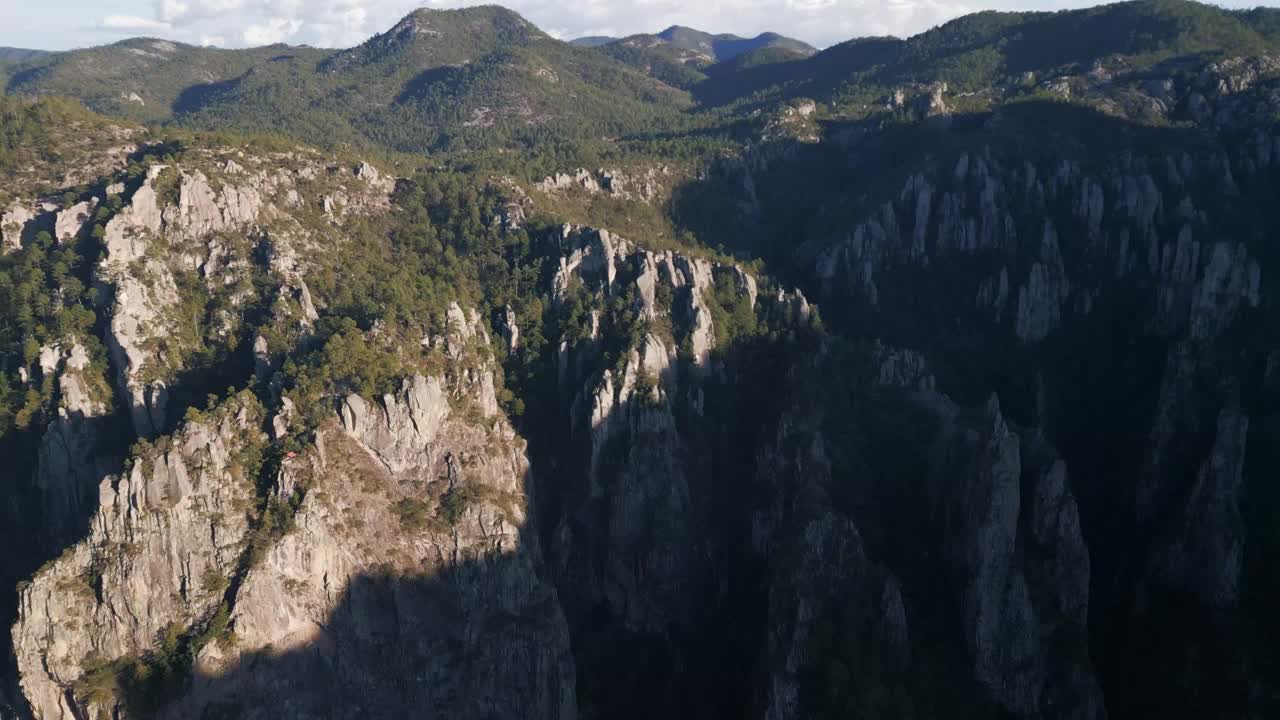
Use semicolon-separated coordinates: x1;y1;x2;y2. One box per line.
3;7;690;156
0;49;46;66
570;25;816;91
569;36;617;47
572;26;815;60
3;40;328;123
1;2;1278;720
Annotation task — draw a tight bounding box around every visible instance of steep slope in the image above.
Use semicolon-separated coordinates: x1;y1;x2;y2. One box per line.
676;42;1280;720
0;103;409;717
527;225;1103;720
14;329;574;720
0;99;1111;720
3;2;1280;719
0;104;582;719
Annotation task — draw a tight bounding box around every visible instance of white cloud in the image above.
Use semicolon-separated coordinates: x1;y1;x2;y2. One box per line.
302;0;374;46
786;0;838;10
199;33;228;45
157;0;189;22
158;0;248;24
242;16;304;44
37;0;1280;53
98;14;174;31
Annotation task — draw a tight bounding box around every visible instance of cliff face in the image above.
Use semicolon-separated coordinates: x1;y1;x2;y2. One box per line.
548;226;741;633
746;345;1103;720
802;134;1271;657
32;342;111;548
3;44;1278;720
12;309;575;720
0;139;524;718
14;393;265;719
539;224;801;717
676;77;1279;717
525;223;1104;720
96;154;389;439
167;331;574;719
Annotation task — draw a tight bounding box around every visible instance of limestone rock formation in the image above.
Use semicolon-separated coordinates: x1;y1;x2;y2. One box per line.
34;342;110;548
53;200;96;243
13;338;575;720
536;166;670;203
172;367;575;719
1;204;34;254
14;393;265;720
94;156;392;437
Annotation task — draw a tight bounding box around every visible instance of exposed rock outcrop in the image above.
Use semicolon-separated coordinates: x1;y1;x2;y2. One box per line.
53;200;97;243
536;166;670;203
172;367;575;719
1;204;34;254
813;148;1263;345
34;342;110;547
14;333;576;719
14;393;265;720
96;157;392;437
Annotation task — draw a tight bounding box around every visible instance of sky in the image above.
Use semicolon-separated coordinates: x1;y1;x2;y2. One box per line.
1;0;1276;53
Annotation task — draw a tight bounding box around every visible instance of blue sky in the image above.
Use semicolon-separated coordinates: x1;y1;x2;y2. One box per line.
1;0;1276;52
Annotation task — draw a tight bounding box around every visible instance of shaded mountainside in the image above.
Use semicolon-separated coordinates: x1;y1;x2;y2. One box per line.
2;1;1280;719
0;49;47;67
0;118;1111;718
675;71;1280;720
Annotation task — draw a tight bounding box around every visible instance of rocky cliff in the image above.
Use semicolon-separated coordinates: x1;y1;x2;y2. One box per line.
165;316;575;719
676;62;1279;719
14;392;265;719
4;14;1280;718
522;223;1106;719
12;309;575;719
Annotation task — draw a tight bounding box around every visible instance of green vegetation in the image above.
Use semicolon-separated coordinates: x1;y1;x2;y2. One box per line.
73;605;237;718
281;170;556;427
6;7;693;159
439;482;482;527
393;498;434;532
200;567;229;595
1;2;1278;718
695;0;1280;121
0;96;98;177
6;1;1271;181
4;39;329;124
597;42;709;91
705;272;759;348
395;482;490;532
0;221;109;435
602;25;815;79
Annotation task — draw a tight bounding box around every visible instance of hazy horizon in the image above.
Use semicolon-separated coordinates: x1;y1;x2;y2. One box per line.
2;0;1275;55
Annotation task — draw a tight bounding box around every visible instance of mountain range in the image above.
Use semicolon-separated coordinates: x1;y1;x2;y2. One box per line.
1;1;1278;719
0;49;46;65
571;25;818;61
